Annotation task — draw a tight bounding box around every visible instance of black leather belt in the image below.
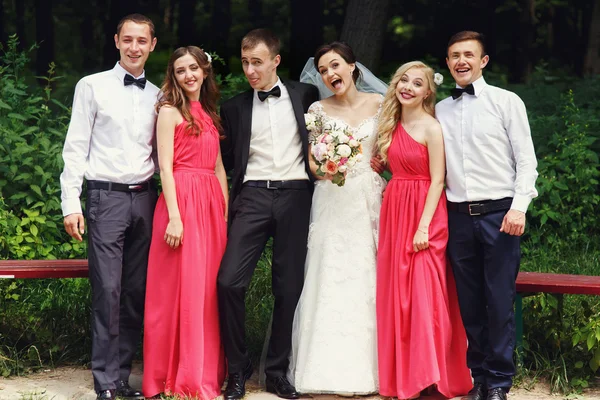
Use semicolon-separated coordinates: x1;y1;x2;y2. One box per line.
447;197;513;216
244;180;311;190
87;180;152;192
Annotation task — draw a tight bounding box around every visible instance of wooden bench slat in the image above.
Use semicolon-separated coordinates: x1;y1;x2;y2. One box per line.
0;260;88;279
2;261;600;295
516;271;600;295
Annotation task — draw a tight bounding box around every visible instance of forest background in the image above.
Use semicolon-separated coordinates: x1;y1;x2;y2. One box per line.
0;0;599;393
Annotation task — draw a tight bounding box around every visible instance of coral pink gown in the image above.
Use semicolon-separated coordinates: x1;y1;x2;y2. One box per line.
143;101;226;398
376;123;472;399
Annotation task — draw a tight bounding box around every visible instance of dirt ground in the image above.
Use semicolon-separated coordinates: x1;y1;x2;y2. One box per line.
1;365;600;400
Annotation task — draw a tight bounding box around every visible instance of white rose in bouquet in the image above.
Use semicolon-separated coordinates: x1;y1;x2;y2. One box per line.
349;139;359;148
355;153;364;162
338;133;350;143
338;165;348;173
337;144;352;158
330;125;345;138
305;113;317;131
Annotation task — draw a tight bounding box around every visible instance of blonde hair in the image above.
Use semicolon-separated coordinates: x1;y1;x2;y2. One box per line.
376;61;437;163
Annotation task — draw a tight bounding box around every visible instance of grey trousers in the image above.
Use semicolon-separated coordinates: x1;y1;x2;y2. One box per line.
86;187;157;392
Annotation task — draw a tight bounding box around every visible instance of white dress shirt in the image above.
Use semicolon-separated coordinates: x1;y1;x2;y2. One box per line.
60;62;160;216
436;76;538;213
244;78;309;182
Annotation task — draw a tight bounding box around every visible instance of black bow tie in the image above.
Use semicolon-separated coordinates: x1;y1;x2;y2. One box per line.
124;74;147;90
451;84;475;100
258;86;281;102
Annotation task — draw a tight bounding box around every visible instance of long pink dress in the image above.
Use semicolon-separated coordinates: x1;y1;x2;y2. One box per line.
143;101;226;399
376;123;472;399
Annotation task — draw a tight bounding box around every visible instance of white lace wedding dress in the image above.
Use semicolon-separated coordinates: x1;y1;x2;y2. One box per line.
288;101;385;394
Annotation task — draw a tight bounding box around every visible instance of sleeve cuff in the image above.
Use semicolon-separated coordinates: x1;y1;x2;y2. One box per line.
62;198;83;217
510;195;532;213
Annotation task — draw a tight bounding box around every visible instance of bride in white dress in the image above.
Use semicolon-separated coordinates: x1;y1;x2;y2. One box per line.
287;42;387;395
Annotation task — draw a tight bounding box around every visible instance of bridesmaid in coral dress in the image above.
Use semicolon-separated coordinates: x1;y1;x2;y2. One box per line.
143;46;228;399
375;61;472;399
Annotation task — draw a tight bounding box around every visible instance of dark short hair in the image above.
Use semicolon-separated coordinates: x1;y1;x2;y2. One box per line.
447;31;486;57
314;41;360;83
116;13;155;38
241;29;281;57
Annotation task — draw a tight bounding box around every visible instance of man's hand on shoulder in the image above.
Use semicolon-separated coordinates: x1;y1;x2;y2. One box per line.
64;213;85;241
500;209;526;236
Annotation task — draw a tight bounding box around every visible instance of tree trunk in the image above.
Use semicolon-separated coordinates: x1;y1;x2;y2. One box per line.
582;0;600;75
290;0;324;79
511;0;535;83
211;0;232;74
16;0;26;48
102;0;138;69
34;0;54;78
0;0;6;45
80;8;96;72
248;0;264;28
340;0;391;73
177;0;196;46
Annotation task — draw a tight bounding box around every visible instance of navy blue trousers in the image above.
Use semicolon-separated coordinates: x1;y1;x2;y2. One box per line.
447;209;521;390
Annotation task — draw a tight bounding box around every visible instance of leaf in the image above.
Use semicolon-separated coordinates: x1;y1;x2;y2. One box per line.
21;126;39;135
0;99;12;110
30;184;43;198
575;361;584;368
30;224;38;237
554;181;569;190
587;333;596;351
7;113;27;121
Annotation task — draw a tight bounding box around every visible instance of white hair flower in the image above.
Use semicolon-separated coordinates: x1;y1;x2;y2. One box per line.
433;73;443;86
205;52;212;63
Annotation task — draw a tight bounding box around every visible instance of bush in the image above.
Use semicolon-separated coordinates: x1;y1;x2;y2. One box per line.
526;90;600;248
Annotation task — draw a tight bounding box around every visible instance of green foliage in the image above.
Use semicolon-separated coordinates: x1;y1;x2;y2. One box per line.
0;36;90;377
0;35;83;261
527;90;600;248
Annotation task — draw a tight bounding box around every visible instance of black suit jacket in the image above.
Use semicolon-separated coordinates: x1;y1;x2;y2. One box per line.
220;79;320;211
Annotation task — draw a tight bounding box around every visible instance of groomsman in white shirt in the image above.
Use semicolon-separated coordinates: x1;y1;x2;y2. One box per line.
436;31;538;400
60;14;159;400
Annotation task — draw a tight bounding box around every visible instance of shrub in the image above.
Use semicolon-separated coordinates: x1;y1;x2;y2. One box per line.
527;90;600;248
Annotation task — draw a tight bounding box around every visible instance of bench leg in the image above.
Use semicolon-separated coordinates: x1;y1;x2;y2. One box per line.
515;293;523;365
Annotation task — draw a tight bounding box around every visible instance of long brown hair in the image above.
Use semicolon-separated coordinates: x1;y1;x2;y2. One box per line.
156;46;221;135
377;61;437;163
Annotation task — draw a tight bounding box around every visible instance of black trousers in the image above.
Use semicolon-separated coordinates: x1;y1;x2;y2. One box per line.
86;187;157;392
447;209;521;390
217;185;312;377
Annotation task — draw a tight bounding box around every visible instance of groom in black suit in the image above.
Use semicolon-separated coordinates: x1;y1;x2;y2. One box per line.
218;29;319;400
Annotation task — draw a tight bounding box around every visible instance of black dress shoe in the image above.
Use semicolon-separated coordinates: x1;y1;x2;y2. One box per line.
223;361;253;400
487;387;508;400
462;382;487;400
96;390;116;400
114;380;144;399
265;376;300;399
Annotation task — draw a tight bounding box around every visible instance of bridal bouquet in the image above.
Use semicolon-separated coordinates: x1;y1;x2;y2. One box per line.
305;113;364;187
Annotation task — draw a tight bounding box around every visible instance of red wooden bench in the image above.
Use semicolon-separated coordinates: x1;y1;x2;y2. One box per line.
2;260;599;353
515;272;600;353
0;259;89;279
